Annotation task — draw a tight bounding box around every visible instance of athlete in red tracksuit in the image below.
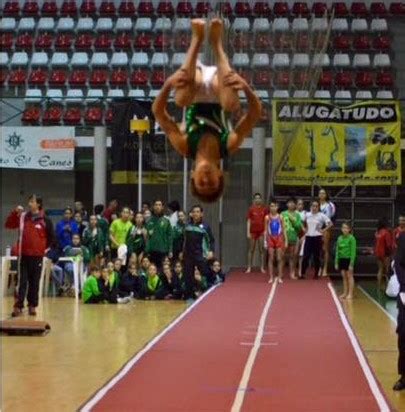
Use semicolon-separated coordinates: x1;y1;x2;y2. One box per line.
5;194;55;317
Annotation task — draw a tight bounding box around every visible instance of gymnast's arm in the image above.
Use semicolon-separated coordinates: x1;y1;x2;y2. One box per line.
227;74;262;155
152;73;189;157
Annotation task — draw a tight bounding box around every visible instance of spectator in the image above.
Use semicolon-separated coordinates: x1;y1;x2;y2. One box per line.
145;200;173;268
82;215;108;266
157;263;182;300
210;259;226;284
74;211;87;237
103;199;118;224
142;202;151;214
173;210;187;261
82;265;104;304
183;205;215;301
129;209;135;224
194;267;208;297
143;209;152;224
375;217;393;289
5;195;55;317
319;188;336;277
146;263;164;300
98;266;126;304
94;204;110;252
126;212;147;264
118;262;146;300
168;200;181;227
174;260;186;296
139;256;151;277
297;198;307;277
113;258;123;275
394;213;405;251
56;207;79;250
246;193;268;274
109;207;133;260
46;247;64;295
74;201;88;222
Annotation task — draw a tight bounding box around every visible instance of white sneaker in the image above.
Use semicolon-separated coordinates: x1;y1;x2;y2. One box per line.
117;296;131;304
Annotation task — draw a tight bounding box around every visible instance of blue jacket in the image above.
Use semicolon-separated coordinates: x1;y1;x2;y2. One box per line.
56;219;79;250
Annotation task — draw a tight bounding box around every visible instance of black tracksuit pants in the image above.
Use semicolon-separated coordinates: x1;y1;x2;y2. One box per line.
397;296;405;376
15;256;43;308
184;256;208;300
301;236;323;278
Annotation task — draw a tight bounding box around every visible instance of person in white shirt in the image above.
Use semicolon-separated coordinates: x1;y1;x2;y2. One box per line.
300;200;333;279
297;198;307;276
319;188;336;277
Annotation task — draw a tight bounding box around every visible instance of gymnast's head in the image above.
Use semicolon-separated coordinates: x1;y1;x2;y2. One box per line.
190;159;224;203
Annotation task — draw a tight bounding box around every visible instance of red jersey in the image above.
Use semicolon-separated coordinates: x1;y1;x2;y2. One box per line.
374;228;393;259
247;205;269;234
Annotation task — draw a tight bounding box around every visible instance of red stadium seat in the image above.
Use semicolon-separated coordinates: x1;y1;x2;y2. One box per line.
217;2;233;16
22;1;39;16
237;69;252;85
64;107;82;125
134;33;152;50
254;33;272;50
28;69;47;86
389;2;405;15
355;71;373;88
15;33;33;50
22;107;41;124
273;34;291;50
110;69;128;86
0;70;8;86
318;70;333;88
118;1;135;16
373;35;391;50
0;34;13;51
351;2;368;16
235;2;252;16
43;106;63;125
177;1;193;16
94;34;112;50
332;2;349;16
333;34;351;51
42;1;58;16
335;71;353;88
232;33;250;50
90;70;108;86
195;2;212;15
49;70;67;86
99;1;116;16
61;0;78;16
69;70;88;86
253;70;271;86
114;33;131;50
138;1;154;16
80;0;97;16
253;2;272;16
35;33;53;50
55;33;73;50
8;69;27;86
292;2;310;15
312;2;328;16
154;33;171;50
296;34;309;51
274;71;290;87
157;1;174;16
376;71;394;87
370;2;388;15
105;107;114;125
75;34;93;50
353;35;371;50
150;69;168;87
294;71;310;87
3;1;20;16
85;106;103;125
173;33;190;50
273;2;290;16
130;69;149;86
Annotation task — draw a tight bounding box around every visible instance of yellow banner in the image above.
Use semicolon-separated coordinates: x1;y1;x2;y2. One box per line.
272;100;402;186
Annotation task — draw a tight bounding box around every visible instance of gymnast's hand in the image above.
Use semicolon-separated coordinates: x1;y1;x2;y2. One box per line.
223;71;248;91
168;69;191;89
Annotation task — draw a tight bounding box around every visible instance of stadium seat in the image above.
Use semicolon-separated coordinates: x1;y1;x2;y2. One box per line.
22;106;41;124
91;53;109;67
118;1;135;16
333;53;351;69
174;18;191;32
3;2;20;17
151;52;169;67
110;68;128;86
389;2;405;15
43;106;63;125
128;89;146;99
154;33;172;50
90;69;108;86
253;69;271;86
134;33;152;50
130;69;148;86
107;89;125;101
314;90;331;99
64;107;82;125
46;89;64;103
51;52;69;67
28;68;47;86
155;17;172;32
273;18;290;32
135;18;153;32
351;2;368;17
318;70;333;88
75;34;93;50
114;33;131;50
292;2;310;16
195;2;212;15
115;18;133;32
173;32;190;51
105;107;113;125
96;18;114;32
11;52;29;67
253;18;271;32
94;34;112;50
137;1;154;16
376;71;394;87
8;67;27;86
56;18;75;32
131;52;149;67
157;1;174;16
35;33;53;50
292;17;309;31
273;90;290;98
355;71;373;88
171;53;186;68
355;90;372;99
111;52;128;68
353;35;371;50
55;33;73;50
217;2;233;16
148;89;161;98
77;18;94;32
273;2;289;16
150;69;168;87
252;53;270;67
22;1;39;16
235;1;252;16
85;106;103;125
232;33;250;50
177;1;193;16
254;33;272;50
15;33;33;50
253;2;272;17
86;89;104;104
370;2;388;16
312;2;328;16
312;17;328;32
69;70;88;86
38;18;55;32
99;1;116;16
0;18;17;32
31;52;49;67
61;0;78;16
293;90;310;98
0;34;13;51
332;2;349;17
335;71;353;87
80;0;97;16
18;17;35;32
333;34;351;51
313;53;331;67
232;53;250;68
294;71;310;87
334;90;352;101
292;53;310;68
332;18;349;32
71;52;90;68
25;89;43;103
272;53;290;69
351;19;368;32
353;53;371;68
373;54;391;69
65;89;84;104
49;70;67;86
370;18;388;32
376;90;394;99
232;18;251;32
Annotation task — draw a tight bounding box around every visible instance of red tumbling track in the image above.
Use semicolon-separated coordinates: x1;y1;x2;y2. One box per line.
84;273;390;412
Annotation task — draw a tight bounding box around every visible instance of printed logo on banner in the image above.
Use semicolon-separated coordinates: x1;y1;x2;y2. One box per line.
5;132;25;154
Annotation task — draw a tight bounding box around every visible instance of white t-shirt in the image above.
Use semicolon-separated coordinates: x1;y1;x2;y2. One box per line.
303;212;331;237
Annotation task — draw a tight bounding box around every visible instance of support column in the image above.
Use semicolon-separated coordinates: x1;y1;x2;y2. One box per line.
93;126;107;207
252;127;266;198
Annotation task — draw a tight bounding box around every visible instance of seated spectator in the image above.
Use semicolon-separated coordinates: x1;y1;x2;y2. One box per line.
74;211;87;237
82;214;108;266
118;262;147;300
210;259;226;284
113;257;123;275
146;263;164;300
157;263;183;300
98;266;118;303
162;255;171;267
46;247;65;295
194;267;208;297
109;207;133;260
126;212;147;264
139;256;151;277
174;260;185;290
172;210;187;261
82;265;104;304
56;207;79;250
106;261;120;289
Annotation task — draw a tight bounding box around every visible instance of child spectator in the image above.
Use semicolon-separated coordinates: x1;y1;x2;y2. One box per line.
174;260;186;297
118;263;146;300
139;256;151;277
113;258;123;275
82;265;105;304
210;260;226;284
146;264;164;300
172;210;187;261
82;215;108;266
158;263;182;300
335;222;357;300
98;267;118;303
126;212;147;264
109;207;133;260
194;267;208;297
74;211;87;237
375;217;393;289
264;199;288;284
46;247;65;296
56;207;79;250
162;256;171;267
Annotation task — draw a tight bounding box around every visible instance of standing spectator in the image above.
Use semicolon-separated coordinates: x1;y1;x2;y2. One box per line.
109;207;133;260
297;198;307;276
56;207;79;250
375;217;393;289
168;200;181;227
74;211;87;237
319;188;336;277
103;199;118;224
394;213;405;251
301;200;333;280
172;210;187;261
246;193;268;274
393;233;405;391
143;209;152;224
145;200;173;268
74;201;88;222
142;202;151;214
5;195;55;317
82;215;108;265
183;205;215;301
126;212;147;264
94;204;110;251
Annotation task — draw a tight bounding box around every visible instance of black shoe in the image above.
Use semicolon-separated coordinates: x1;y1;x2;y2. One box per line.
11;307;22;317
393;378;405;391
28;306;37;316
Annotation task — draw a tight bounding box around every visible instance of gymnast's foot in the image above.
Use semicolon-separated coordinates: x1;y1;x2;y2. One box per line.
209;18;224;47
191;18;206;44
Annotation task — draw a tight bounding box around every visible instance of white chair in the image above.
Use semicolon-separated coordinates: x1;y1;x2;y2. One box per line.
0;52;9;67
371;18;388;33
66;89;84;104
128;89;146;99
314;90;331;99
373;54;391;69
174;18;191;31
333;53;351;69
232;53;250;68
256;90;269;100
312;18;328;32
18;17;35;32
252;53;270;67
253;18;271;32
25;89;43;103
51;52;69;67
353;54;371;68
351;18;368;33
86;89;104;104
107;89;125;100
148;89;160;98
292;53;310;68
293;90;310;98
273;18;289;32
91;52;109;67
0;18;17;32
334;90;352;101
355;90;373;100
154;17;172;32
172;53;186;68
272;53;290;69
96;18;113;32
56;17;75;32
151;52;169;67
10;52;28;67
131;52;149;67
292;18;309;32
273;90;290;99
331;18;349;32
135;17;153;32
71;52;90;67
313;53;330;67
46;89;64;103
77;17;94;32
376;90;394;99
111;52;128;67
31;52;49;67
37;17;55;32
115;17;133;32
232;17;250;32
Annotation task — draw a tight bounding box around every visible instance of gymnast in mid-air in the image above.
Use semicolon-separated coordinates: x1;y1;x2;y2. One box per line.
152;18;262;202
